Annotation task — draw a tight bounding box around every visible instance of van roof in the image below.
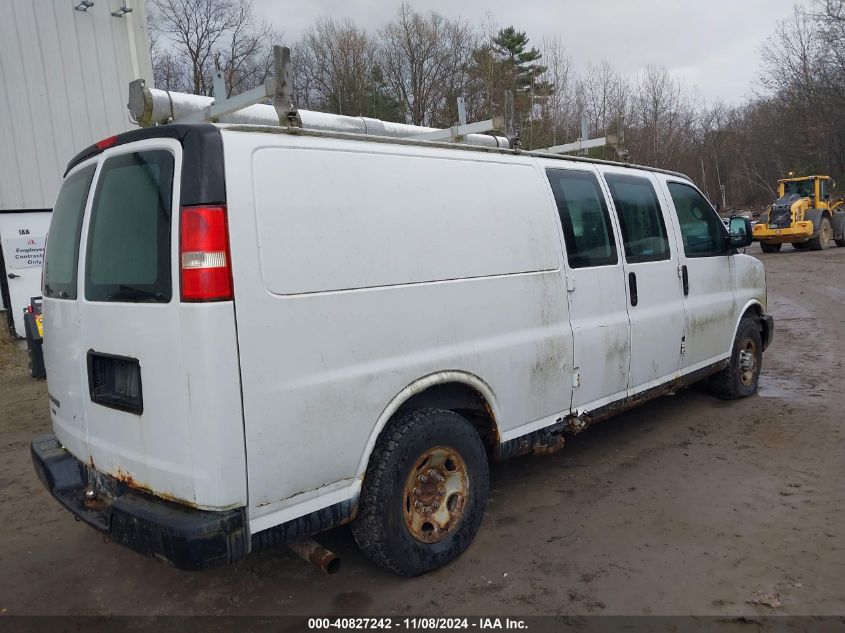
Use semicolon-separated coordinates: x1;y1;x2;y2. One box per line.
67;122;692;183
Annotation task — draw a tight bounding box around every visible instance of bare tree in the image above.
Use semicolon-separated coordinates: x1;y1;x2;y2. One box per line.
580;61;628;139
146;0;845;208
213;1;279;97
149;0;280;97
627;65;697;169
294;18;383;117
531;36;574;148
379;4;476;126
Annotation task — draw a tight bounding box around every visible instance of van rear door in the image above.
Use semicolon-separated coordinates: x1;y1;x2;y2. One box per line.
44;131;246;510
42;163;97;462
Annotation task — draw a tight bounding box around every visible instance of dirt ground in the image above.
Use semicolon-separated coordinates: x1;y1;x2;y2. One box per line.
1;245;844;618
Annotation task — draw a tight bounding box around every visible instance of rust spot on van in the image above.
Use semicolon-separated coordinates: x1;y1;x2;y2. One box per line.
111;467;199;509
481;400;500;444
83;496;107;511
494;420;567;460
532;433;566;456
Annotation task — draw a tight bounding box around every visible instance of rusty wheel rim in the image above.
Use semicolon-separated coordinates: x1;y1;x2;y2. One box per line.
822;224;832;246
402;445;469;544
738;338;758;387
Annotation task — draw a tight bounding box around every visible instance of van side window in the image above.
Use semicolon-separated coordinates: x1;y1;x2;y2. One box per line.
604;173;671;263
546;169;618;268
85;150;174;303
667;182;728;257
43;165;96;299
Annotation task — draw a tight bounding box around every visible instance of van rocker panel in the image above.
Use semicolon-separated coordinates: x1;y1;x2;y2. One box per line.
31;433;248;570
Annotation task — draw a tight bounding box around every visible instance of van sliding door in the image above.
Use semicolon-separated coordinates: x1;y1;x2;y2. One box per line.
600;169;687;393
545;167;631;411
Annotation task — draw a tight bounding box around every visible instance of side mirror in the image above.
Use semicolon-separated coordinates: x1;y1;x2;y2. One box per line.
729;216;753;249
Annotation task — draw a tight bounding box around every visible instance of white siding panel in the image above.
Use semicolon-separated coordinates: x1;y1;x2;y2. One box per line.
0;0;153;210
0;0;40;209
39;2;79;182
14;1;61;205
0;0;25;208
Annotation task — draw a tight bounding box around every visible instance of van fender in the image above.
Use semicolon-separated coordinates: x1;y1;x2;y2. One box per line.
355;371;501;481
732;299;765;345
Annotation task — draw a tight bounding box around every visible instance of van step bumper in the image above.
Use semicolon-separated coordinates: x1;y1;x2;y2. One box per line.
31;433;248;570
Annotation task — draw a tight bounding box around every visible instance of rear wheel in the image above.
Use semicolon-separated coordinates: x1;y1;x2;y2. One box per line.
808;216;832;250
352;408;489;576
793;241;810;250
709;316;763;400
760;241;782;253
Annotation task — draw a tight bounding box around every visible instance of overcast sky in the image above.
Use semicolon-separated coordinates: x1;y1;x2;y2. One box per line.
253;0;799;105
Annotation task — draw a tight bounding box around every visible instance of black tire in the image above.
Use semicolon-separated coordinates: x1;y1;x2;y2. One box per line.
760;241;782;253
793;241;810;250
808;216;832;250
352;408;489;576
709;316;763;400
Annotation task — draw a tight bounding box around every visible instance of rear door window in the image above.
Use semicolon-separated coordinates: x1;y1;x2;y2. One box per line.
43;165;96;299
85;150;174;303
546;169;618;268
604;173;671;263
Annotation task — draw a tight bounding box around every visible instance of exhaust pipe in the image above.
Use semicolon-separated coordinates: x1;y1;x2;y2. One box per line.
288;537;341;574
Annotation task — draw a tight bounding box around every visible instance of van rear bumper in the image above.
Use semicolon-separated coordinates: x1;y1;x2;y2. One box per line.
31;433;248;570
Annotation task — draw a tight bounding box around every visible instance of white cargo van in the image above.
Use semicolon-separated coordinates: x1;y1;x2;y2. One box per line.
31;123;772;576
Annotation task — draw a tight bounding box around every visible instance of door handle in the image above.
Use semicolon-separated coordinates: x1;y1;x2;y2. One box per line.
681;265;689;296
629;271;638;306
7;273;20;279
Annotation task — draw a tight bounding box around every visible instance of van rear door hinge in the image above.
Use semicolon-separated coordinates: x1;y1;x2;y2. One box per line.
680;335;687;355
566;276;576;292
572;368;581;388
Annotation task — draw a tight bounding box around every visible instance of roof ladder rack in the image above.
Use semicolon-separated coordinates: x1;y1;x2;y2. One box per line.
128;46;514;149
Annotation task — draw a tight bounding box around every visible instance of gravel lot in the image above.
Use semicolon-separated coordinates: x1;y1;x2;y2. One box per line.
1;245;843;617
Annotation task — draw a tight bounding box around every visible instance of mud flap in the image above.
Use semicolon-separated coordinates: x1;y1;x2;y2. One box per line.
761;315;774;351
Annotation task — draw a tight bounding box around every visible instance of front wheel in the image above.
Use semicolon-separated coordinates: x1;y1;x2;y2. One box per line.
352;408;489;576
709;316;763;400
808;216;832;250
760;241;782;253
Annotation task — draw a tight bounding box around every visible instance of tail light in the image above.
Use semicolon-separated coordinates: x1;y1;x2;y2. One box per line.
180;205;233;302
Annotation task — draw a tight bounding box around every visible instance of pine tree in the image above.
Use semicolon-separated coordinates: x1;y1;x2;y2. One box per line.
492;27;548;92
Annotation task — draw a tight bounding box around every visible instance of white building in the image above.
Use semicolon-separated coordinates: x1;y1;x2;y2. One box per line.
0;0;152;336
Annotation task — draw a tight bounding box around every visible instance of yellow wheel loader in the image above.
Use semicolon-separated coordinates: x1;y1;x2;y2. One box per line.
752;175;845;252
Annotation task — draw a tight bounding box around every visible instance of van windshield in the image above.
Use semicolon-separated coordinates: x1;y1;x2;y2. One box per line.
43;165;96;299
84;150;174;303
